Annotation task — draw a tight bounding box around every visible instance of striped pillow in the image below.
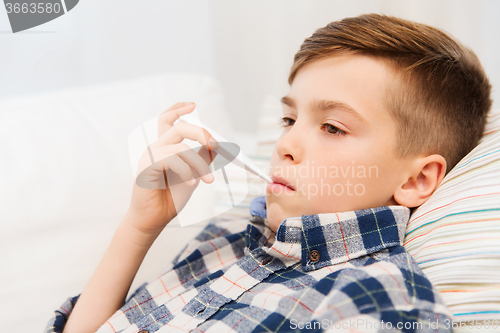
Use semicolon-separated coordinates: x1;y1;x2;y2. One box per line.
404;108;500;323
214;96;500;325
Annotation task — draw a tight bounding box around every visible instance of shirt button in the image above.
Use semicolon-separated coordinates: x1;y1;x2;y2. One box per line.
138;330;149;333
261;257;273;265
309;250;320;262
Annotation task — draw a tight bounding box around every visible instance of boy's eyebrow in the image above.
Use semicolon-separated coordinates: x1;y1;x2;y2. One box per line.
280;95;367;124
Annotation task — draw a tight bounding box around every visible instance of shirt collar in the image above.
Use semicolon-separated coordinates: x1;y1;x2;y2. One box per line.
249;195;411;271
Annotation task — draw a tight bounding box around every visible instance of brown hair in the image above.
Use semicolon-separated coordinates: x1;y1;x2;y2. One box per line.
289;14;492;173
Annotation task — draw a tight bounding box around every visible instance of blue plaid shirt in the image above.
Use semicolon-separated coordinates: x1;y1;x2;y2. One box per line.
45;196;453;332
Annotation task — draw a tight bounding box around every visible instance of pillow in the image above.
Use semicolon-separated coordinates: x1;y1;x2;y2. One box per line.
215;94;500;327
404;109;500;323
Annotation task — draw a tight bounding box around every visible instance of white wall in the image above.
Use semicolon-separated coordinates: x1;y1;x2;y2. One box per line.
0;0;216;99
210;0;500;132
0;0;498;134
1;1;499;332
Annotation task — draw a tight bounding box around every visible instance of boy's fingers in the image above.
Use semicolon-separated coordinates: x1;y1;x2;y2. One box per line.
165;143;215;183
198;144;218;172
156;122;218;150
164;102;187;112
200;128;218;166
148;143;216;184
149;152;196;186
162;102;196;114
158;103;196;137
177;147;216;183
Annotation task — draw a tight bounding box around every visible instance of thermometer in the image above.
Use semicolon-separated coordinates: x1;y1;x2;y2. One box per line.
177;112;273;184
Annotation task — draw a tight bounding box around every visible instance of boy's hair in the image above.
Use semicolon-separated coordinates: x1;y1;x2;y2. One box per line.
289;14;492;173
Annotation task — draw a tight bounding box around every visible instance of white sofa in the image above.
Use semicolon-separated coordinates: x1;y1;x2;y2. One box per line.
0;72;250;332
3;71;499;333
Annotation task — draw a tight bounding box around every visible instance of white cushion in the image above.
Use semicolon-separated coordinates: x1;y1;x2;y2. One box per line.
0;72;227;332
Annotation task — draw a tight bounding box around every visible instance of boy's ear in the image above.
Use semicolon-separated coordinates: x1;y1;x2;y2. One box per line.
393;154;447;208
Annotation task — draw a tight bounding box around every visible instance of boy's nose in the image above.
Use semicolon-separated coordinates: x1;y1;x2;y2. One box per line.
275;129;303;163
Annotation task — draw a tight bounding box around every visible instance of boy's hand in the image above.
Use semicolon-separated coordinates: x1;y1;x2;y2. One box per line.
125;102;218;237
63;103;218;333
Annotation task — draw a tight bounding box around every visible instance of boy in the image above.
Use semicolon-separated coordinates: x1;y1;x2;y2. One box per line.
46;13;492;333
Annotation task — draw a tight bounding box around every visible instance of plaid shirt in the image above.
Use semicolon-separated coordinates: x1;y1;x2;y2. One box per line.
45;196;453;333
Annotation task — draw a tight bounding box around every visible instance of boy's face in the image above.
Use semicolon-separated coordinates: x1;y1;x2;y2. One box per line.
266;54;413;232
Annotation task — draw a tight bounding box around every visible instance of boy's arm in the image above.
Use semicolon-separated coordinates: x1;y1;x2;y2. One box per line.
49;102;216;333
62;213;161;333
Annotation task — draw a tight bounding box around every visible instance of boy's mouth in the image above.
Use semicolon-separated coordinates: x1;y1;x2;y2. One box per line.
270;175;295;191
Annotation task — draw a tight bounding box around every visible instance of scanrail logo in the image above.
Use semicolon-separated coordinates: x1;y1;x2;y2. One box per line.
3;0;78;33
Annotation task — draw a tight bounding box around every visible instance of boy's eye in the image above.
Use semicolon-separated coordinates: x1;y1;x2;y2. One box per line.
280;117;295;127
322;123;346;136
280;117;346;136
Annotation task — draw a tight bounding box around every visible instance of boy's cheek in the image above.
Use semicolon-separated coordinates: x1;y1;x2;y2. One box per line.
297;171;392;211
